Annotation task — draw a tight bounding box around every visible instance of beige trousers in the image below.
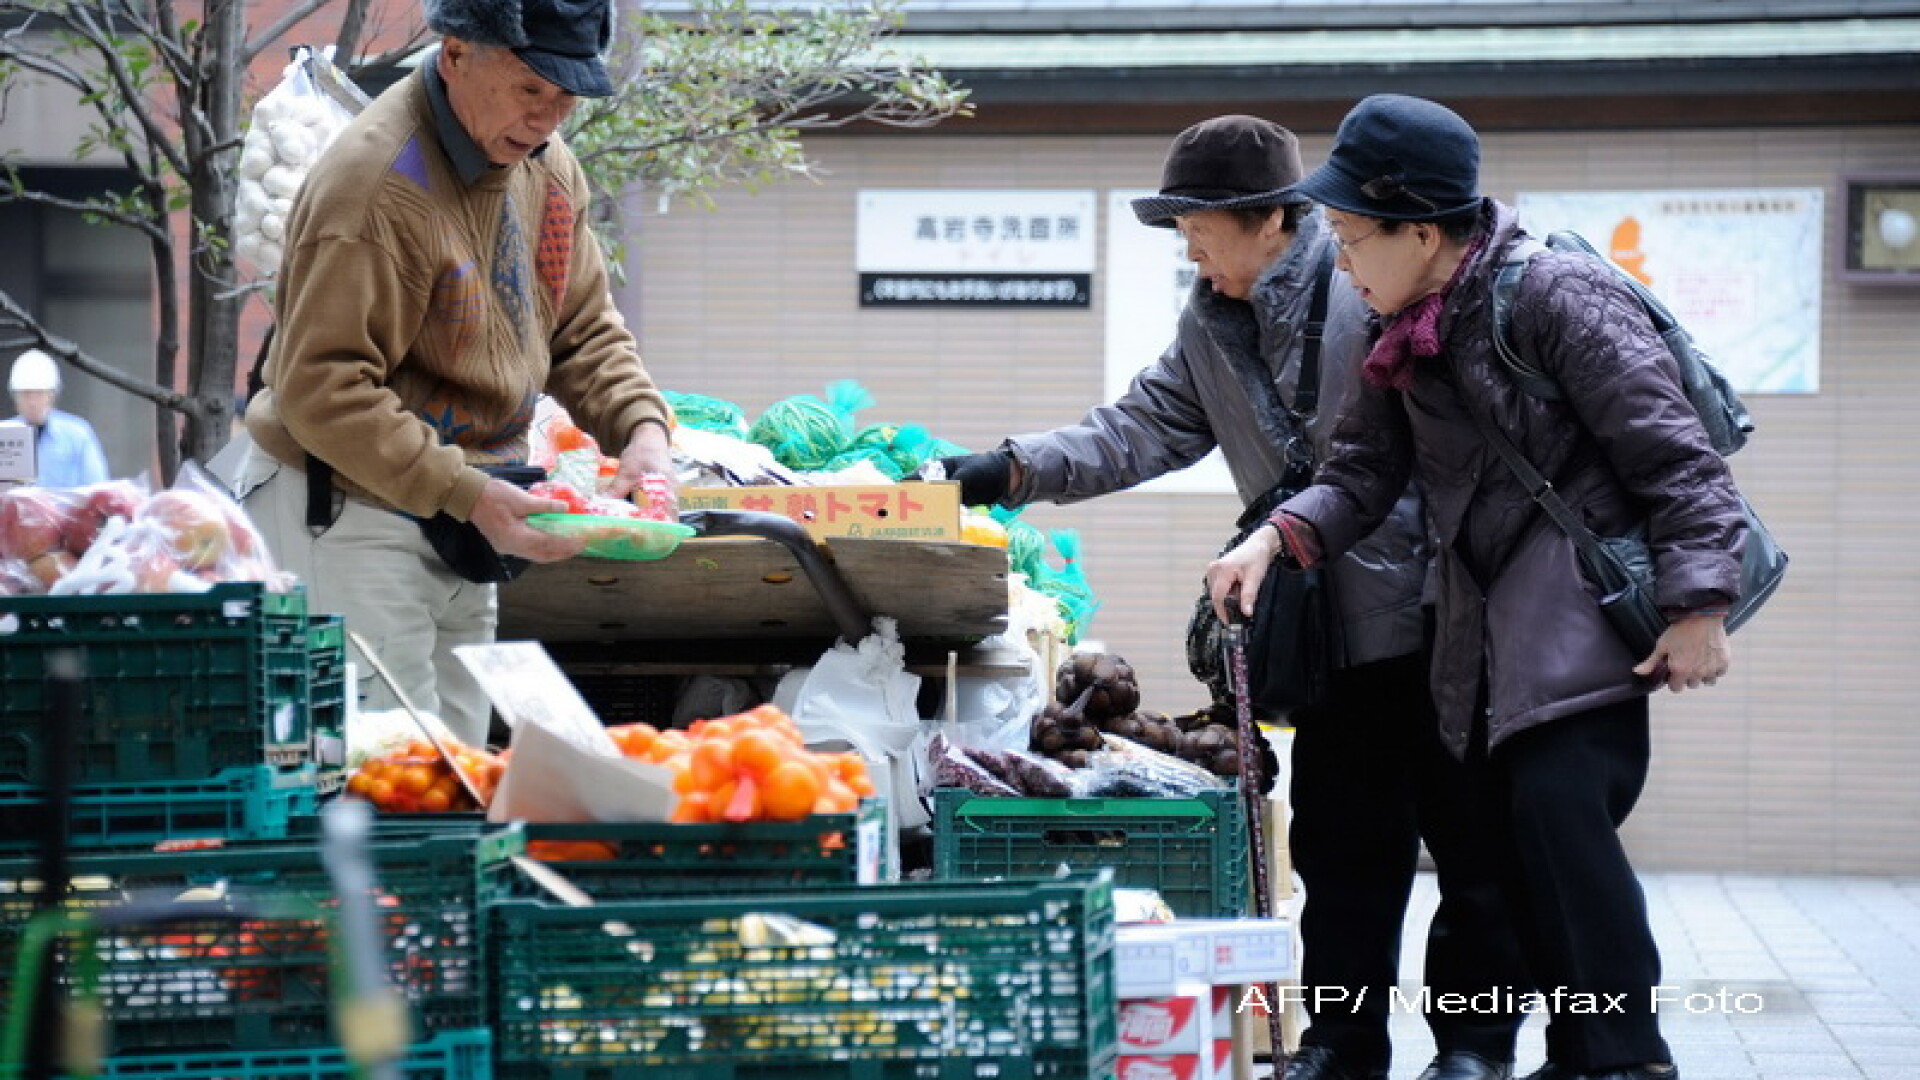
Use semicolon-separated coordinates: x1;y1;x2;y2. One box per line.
235;447;497;747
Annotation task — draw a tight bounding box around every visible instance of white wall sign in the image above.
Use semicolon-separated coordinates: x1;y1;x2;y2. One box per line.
1102;189;1233;494
1515;188;1824;393
856;189;1095;307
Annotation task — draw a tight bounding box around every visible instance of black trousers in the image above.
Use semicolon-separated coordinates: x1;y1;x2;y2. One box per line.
1290;651;1529;1072
1456;698;1673;1072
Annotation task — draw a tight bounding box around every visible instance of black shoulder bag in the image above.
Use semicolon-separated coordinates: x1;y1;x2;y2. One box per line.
307;454;542;585
1185;248;1339;717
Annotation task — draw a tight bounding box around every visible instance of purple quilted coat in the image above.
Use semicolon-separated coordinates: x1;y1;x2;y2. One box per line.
1282;201;1747;758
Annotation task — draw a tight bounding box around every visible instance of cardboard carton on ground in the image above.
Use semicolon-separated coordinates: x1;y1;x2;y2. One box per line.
679;481;961;542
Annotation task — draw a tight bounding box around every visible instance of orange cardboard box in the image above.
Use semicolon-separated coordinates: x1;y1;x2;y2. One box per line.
678;482;962;542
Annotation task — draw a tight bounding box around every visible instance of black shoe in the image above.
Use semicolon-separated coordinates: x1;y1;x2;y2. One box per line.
1279;1045;1388;1080
1520;1066;1677;1080
1416;1051;1515;1080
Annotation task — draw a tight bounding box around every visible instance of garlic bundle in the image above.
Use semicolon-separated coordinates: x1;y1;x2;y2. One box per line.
233;47;360;276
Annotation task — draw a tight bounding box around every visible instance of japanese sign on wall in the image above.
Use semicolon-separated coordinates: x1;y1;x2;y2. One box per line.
1515;188;1824;393
856;189;1096;307
1101;188;1234;495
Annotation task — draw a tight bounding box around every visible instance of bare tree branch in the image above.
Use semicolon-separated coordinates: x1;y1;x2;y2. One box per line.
244;0;337;65
0;293;192;410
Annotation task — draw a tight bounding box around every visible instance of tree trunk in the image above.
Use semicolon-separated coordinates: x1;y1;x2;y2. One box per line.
179;0;249;468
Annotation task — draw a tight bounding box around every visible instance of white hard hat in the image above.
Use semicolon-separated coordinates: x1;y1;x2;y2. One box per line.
8;348;60;393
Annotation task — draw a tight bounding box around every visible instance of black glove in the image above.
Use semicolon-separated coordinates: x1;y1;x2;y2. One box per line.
933;451;1014;508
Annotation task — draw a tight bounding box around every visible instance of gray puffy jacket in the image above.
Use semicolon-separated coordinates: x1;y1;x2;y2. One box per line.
1003;210;1428;668
1283;201;1746;756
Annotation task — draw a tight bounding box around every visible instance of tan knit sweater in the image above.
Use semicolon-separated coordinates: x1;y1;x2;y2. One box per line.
246;68;670;522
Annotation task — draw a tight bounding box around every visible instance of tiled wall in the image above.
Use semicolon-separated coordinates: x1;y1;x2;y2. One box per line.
626;124;1920;874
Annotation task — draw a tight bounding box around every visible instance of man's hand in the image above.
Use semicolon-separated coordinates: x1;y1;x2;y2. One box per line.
1205;523;1285;626
602;420;677;516
1633;613;1731;692
469;478;586;562
933;451;1016;508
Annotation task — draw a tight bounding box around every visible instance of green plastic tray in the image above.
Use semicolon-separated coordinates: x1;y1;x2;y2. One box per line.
0;764;317;853
0;583;314;785
526;514;693;560
932;785;1249;918
0;1025;491;1079
0;830;504;1053
478;798;886;903
486;874;1117;1080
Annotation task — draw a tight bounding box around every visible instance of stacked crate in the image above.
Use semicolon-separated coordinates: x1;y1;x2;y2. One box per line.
0;583;340;849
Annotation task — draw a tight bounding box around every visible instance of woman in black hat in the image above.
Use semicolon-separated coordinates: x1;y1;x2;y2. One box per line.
935;114;1526;1080
1209;94;1748;1080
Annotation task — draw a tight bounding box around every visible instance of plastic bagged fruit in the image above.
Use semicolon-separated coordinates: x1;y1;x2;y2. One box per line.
0;485;77;562
134;460;285;588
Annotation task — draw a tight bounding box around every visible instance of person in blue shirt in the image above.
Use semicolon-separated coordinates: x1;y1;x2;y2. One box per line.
9;348;110;488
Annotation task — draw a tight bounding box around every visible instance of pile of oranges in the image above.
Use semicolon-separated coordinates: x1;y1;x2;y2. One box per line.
608;704;875;823
346;740;504;812
343;705;873;825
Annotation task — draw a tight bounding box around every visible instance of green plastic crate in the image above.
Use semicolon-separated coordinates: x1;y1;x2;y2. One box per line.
307;615;347;794
0;1026;491;1079
0;764;317;853
0;830;500;1053
932;785;1249;918
478;798;887;903
486;874;1118;1080
0;583;312;785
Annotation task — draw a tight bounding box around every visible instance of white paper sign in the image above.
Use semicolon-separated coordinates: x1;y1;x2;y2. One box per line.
486;718;678;824
453;641;619;757
1515;188;1824;393
1103;188;1234;494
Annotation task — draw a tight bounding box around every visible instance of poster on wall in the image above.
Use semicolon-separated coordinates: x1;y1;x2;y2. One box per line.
1102;189;1234;495
1515;188;1823;393
856;189;1095;307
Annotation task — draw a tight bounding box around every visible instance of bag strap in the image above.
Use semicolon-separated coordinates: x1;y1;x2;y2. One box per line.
1490;237;1564;402
1460;403;1608;563
1238;246;1336;532
1289;243;1337;418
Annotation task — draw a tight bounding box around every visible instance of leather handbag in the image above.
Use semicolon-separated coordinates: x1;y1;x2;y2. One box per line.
1184;249;1338;716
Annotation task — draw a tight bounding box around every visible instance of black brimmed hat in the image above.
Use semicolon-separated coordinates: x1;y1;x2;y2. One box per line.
1291;94;1482;222
1131;115;1309;229
427;0;614;98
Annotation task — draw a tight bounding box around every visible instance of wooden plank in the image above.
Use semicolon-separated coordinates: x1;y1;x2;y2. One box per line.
499;536;1008;645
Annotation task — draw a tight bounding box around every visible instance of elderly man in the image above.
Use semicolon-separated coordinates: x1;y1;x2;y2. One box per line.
239;0;674;746
8;348;109;488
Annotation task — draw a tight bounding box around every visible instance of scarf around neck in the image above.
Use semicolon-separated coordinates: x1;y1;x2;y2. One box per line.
1362;233;1487;391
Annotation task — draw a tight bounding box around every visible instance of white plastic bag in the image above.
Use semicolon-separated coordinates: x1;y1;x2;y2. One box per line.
233;46;365;276
779;618;928;836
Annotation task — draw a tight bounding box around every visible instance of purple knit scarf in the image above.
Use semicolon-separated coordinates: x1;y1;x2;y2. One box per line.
1362;234;1487;391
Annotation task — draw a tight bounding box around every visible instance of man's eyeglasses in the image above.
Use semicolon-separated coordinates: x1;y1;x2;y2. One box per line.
1360;174;1438;214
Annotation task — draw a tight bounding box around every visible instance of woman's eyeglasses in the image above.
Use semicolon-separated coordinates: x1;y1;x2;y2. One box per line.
1333;227;1382;254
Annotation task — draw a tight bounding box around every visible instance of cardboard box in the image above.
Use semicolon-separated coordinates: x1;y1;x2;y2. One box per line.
1117;1055;1207;1080
0;421;34;486
1118;989;1213;1054
1203;918;1296;984
1116;925;1213;998
678;482;961;542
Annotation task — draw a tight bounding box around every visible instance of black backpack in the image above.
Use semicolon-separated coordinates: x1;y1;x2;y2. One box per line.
1484;229;1788;646
1491;230;1754;457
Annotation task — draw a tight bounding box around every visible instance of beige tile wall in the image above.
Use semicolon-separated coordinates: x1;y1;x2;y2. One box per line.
625;124;1920;874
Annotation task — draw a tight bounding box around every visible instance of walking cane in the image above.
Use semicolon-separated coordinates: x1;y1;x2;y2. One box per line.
1224;597;1289;1075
